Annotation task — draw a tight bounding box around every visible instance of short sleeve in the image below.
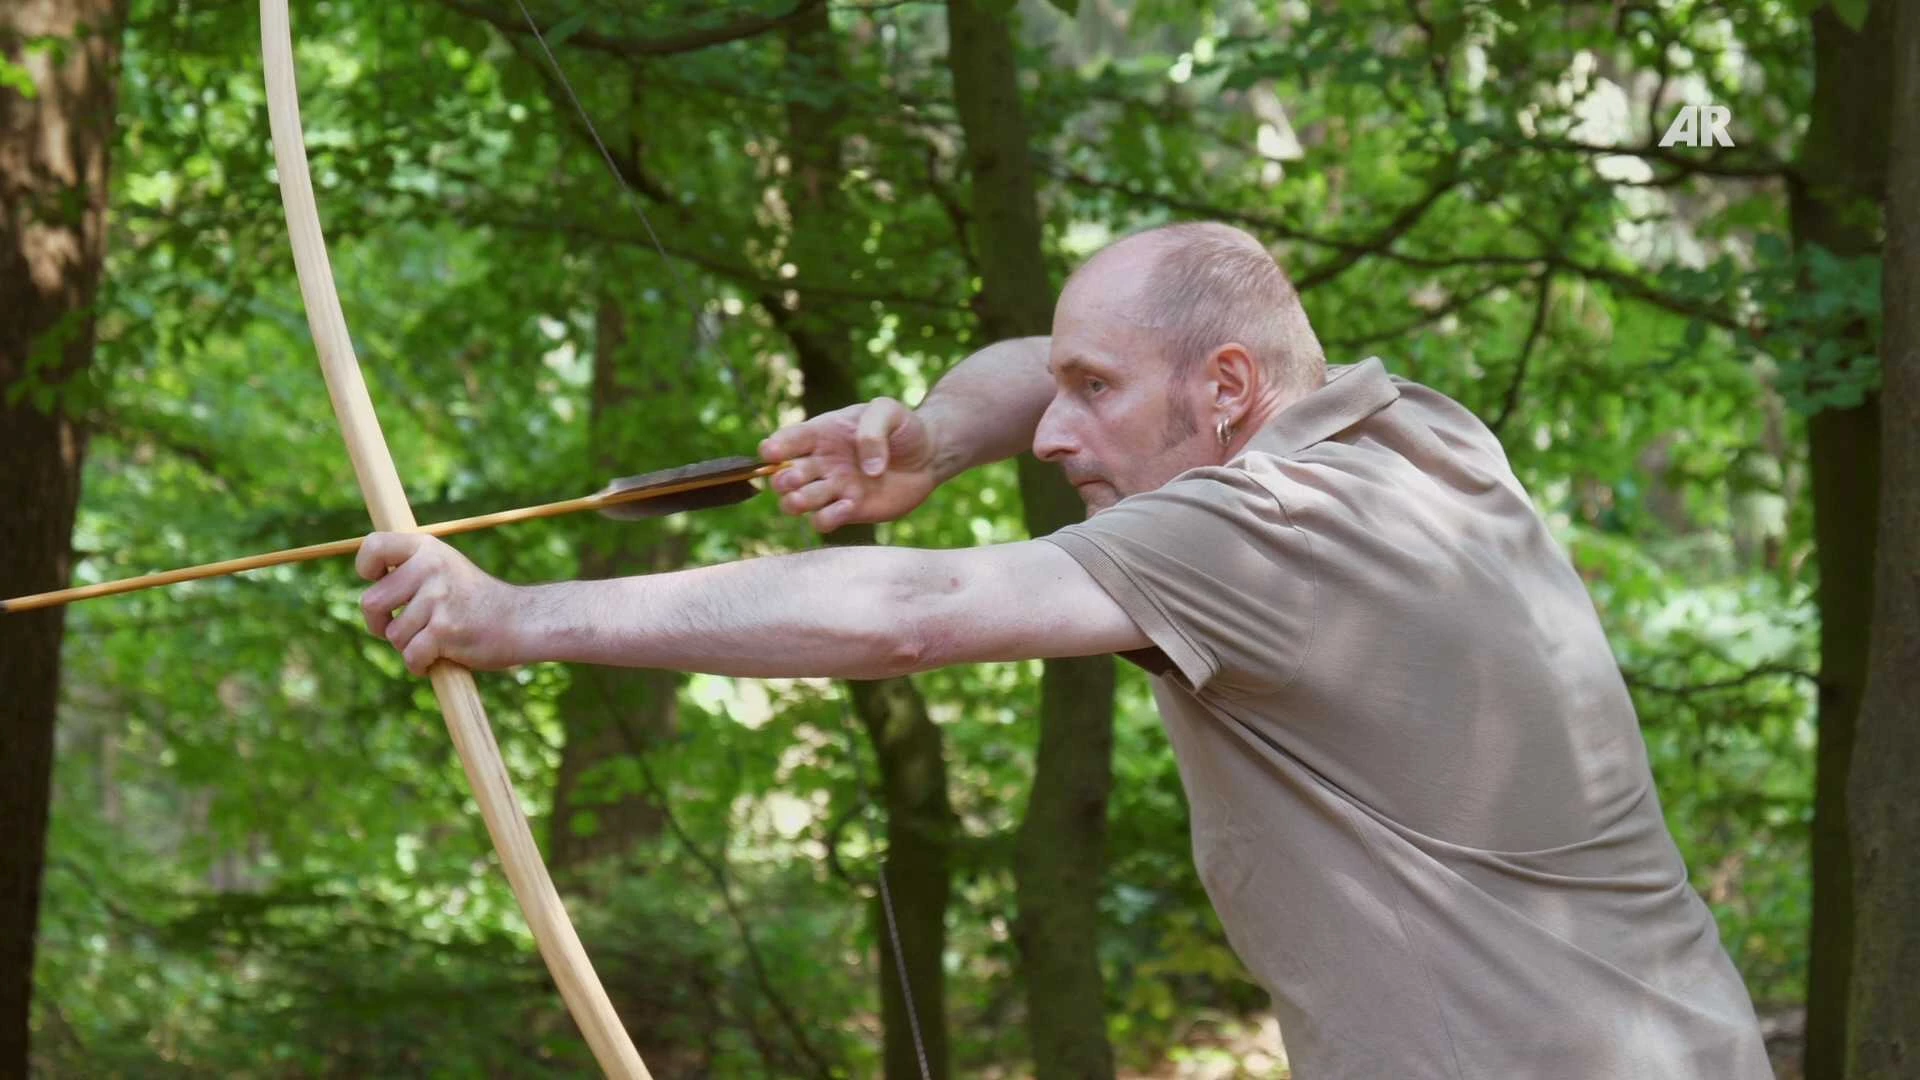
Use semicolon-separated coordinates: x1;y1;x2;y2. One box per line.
1038;467;1316;697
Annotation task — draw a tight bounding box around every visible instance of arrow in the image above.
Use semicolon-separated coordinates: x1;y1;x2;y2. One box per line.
3;456;783;614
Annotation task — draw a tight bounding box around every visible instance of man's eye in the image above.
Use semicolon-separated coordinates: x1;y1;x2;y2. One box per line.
1085;377;1107;394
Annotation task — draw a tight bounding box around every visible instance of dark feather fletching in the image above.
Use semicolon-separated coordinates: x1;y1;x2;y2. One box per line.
597;455;766;520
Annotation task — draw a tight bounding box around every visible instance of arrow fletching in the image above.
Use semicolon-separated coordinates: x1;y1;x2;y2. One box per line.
596;455;771;520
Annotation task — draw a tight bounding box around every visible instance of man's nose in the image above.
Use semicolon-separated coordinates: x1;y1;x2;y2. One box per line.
1031;397;1076;462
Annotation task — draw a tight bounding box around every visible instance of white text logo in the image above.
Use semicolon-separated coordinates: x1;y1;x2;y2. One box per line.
1658;104;1735;148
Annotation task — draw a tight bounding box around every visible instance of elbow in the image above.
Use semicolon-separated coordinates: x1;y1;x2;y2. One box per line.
865;634;932;681
851;560;964;680
838;626;930;682
858;610;949;681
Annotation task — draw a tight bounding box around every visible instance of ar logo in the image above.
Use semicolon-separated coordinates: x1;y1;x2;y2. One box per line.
1658;104;1735;148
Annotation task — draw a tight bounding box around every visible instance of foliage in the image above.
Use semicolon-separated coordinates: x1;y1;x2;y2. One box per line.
32;0;1841;1073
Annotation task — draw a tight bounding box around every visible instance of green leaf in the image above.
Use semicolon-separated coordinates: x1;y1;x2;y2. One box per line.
1044;0;1080;13
541;13;590;48
0;59;35;98
1829;0;1870;31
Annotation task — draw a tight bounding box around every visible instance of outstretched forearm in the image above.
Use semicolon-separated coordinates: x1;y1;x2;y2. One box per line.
917;336;1054;484
515;546;936;680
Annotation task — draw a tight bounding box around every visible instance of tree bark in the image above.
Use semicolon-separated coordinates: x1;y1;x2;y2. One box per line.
548;293;678;873
0;0;124;1070
1844;0;1920;1071
1788;6;1893;1078
945;3;1119;1077
544;293;716;1074
779;9;955;1078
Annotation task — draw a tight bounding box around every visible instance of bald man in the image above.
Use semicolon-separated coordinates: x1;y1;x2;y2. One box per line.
358;223;1771;1077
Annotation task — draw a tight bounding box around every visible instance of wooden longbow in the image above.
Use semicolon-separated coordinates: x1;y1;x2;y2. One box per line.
259;3;651;1075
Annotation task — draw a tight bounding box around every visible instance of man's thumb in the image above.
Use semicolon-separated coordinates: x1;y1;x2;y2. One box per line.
857;399;904;476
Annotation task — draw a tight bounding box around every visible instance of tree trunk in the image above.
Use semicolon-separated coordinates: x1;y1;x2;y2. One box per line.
782;318;958;1080
544;293;708;1073
1844;0;1920;1071
779;10;955;1078
0;0;123;1069
548;293;677;873
1788;6;1893;1078
945;3;1119;1077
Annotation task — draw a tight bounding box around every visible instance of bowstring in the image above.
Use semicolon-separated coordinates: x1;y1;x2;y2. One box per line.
510;0;747;417
506;7;933;1078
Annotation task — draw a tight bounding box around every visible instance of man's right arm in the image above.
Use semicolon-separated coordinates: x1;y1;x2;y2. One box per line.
915;335;1054;483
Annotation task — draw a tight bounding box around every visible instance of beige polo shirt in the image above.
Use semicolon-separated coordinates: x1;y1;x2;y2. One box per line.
1041;359;1770;1079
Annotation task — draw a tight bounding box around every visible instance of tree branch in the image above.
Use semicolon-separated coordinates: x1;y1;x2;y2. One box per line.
1319;273;1529;351
607;713;838;1080
1293;162;1462;292
1490;272;1554;435
1514;135;1791;182
439;0;830;60
1623;662;1819;697
448;203;961;310
1375;249;1751;332
1040;160;1368;253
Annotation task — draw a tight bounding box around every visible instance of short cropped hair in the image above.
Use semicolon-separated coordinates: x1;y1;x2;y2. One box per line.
1128;223;1326;398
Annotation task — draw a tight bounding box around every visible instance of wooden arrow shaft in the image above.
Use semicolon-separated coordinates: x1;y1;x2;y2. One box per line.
1;461;784;614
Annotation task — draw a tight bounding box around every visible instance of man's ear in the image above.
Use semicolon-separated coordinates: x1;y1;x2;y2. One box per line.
1209;342;1258;413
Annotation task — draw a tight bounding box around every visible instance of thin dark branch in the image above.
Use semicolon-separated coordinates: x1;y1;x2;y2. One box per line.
1050;159;1749;330
439;0;829;59
820;790;871;892
1044;156;1465;290
88;413;240;494
450;204;961;311
1489;273;1553;435
1044;162;1367;253
1376;249;1750;332
924;142;976;275
495;30;616;172
1402;0;1459;124
1623;662;1819;697
1514;135;1790;181
1293;162;1462;292
1320;273;1528;351
608;716;837;1080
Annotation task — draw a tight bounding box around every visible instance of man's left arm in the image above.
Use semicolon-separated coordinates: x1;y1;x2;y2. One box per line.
356;532;1148;679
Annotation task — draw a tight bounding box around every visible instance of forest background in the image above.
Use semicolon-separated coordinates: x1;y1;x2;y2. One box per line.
3;0;1916;1077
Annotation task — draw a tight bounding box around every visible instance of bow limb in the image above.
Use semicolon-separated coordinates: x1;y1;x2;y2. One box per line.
258;5;649;1077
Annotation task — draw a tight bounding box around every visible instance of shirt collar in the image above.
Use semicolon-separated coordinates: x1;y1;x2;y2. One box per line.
1246;357;1399;457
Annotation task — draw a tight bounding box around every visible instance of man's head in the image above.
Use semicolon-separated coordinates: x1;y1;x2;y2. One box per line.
1035;222;1326;513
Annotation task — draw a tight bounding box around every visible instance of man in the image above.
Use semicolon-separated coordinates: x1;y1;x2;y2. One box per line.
357;223;1771;1077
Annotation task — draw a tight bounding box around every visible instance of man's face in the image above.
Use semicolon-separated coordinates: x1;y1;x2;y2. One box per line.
1034;256;1218;515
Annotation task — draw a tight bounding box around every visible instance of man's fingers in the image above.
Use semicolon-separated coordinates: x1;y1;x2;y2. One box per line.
812;498;856;534
759;422;818;464
402;624;440;677
384;592;435;654
779;475;841;517
355;531;425;582
360;555;431;638
855;398;907;476
769;457;817;495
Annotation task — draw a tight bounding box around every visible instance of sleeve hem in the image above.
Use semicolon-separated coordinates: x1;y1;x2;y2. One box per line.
1040;531;1219;691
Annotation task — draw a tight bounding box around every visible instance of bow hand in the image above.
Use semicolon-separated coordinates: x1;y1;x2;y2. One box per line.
358;533;528;676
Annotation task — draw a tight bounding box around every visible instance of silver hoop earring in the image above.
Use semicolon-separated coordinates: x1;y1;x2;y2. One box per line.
1216;417;1233;447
